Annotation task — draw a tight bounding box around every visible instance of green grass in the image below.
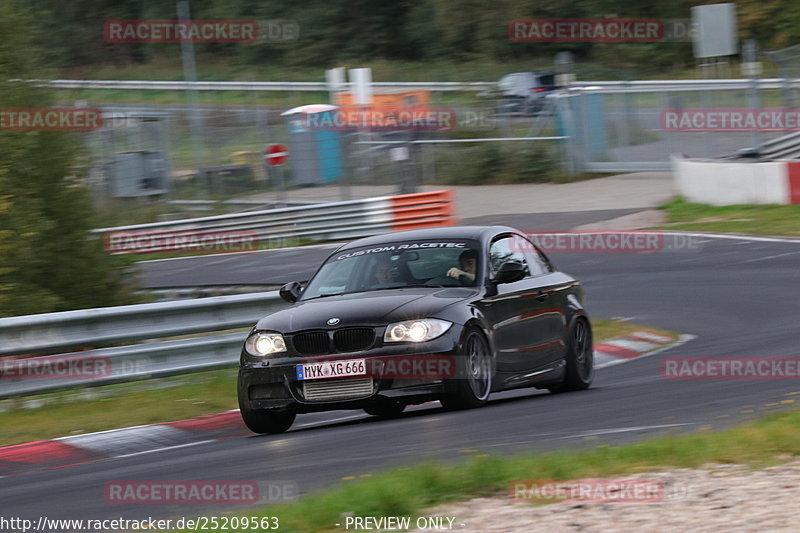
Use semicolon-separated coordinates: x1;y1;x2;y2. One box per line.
56;57;635;84
177;407;800;532
659;197;800;237
0;368;242;446
60;56;785;85
0;319;671;446
590;318;673;343
51;57;780;107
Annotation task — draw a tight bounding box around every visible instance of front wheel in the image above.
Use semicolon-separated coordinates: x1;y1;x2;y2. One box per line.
440;329;493;410
548;317;593;393
240;408;296;434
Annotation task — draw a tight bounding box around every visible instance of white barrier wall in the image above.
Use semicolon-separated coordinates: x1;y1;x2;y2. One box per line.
672;156;800;205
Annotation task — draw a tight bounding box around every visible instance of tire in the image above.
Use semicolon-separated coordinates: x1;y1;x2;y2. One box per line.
240;408;296;434
364;400;406;418
548;317;594;394
440;329;493;410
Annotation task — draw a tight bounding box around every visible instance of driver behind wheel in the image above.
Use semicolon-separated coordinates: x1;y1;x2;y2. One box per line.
447;249;477;284
374;259;393;284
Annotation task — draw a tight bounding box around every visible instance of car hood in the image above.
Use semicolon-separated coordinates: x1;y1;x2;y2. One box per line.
255;287;478;332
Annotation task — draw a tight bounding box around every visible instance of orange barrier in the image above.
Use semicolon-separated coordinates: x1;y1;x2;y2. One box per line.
389;190;456;231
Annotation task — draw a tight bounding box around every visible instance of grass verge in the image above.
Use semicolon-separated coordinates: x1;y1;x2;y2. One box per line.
0;318;676;446
211;407;800;533
659;198;800;237
0;369;240;446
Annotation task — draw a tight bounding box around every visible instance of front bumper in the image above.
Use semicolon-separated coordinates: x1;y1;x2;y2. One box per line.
238;329;462;413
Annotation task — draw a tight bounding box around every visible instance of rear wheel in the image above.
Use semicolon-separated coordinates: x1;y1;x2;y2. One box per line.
440;329;492;410
548;318;593;393
364;400;406;418
240;407;296;434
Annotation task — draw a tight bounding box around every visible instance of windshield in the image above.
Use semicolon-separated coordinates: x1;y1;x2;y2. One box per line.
301;239;481;299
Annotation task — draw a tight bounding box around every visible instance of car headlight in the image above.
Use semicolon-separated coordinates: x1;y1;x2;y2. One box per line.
384;319;452;343
245;331;287;356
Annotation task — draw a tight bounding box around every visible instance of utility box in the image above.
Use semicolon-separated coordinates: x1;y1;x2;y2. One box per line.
93;111;173;201
281;104;344;186
108;151;169;198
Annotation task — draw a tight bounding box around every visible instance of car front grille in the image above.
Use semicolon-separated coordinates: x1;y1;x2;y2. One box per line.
292;331;330;355
291;328;376;355
334;327;375;352
302;378;375;401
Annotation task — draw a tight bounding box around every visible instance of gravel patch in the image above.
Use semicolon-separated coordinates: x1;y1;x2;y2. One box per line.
412;461;800;532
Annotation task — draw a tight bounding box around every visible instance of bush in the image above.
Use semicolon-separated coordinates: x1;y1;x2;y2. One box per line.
0;3;133;317
433;141;562;185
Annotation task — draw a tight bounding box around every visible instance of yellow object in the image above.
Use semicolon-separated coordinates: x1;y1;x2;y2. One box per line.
231;151;256;166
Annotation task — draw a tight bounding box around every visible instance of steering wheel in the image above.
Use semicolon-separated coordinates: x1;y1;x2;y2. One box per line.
425;275;462;287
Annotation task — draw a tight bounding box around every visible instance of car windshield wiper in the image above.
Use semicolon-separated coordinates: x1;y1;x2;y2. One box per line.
304;292;346;300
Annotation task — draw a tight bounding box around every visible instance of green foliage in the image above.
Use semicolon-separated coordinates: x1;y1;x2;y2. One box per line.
435;140;561;185
13;0;800;76
0;2;133;317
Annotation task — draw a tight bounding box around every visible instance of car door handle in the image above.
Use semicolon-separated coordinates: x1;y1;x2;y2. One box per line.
536;292;548;302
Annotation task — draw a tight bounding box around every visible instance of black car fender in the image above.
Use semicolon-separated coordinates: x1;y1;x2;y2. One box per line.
564;291;591;339
433;300;496;355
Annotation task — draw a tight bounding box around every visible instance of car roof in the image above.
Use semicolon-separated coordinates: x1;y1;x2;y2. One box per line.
336;225;520;251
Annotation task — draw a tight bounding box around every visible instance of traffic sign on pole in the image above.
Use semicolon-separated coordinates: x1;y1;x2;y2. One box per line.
264;144;288;166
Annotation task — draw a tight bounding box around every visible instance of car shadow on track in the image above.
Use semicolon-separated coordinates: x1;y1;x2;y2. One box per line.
243;386;605;438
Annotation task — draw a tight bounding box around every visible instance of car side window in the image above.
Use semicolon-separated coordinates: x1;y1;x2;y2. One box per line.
515;235;551;276
488;236;530;277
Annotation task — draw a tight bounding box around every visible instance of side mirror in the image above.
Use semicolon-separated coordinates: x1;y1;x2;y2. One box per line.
494;260;526;285
279;281;303;303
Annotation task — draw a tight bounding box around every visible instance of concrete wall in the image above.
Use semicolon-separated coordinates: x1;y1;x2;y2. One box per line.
672;156;800;205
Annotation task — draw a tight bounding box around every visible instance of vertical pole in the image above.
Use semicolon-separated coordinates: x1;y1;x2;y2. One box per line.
743;40;763;149
177;0;209;199
350;68;373;199
275;164;286;203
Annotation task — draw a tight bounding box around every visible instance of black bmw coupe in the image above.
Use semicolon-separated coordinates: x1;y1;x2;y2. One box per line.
238;226;593;433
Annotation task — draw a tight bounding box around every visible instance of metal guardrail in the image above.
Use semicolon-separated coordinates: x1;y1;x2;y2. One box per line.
0;291;285;357
33;77;800;94
167;199;320;213
0;292;287;398
97;190;455;254
568;78;800;93
36;79;496;92
759;131;800;159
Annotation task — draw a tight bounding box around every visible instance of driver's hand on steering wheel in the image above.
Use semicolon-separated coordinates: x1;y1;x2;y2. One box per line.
447;268;474;281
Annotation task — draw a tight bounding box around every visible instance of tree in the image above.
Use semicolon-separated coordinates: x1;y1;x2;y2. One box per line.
0;3;132;317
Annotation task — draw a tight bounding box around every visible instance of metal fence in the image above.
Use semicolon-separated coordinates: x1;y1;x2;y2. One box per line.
52;77;800;210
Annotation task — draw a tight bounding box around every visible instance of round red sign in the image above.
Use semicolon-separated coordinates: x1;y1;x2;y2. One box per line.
264;144;288;166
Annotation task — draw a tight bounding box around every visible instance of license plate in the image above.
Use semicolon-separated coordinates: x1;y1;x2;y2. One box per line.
296;359;367;380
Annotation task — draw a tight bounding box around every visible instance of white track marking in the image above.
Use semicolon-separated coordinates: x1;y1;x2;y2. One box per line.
601;338;662;352
113;440;215;459
558;423;696;439
594;334;696;369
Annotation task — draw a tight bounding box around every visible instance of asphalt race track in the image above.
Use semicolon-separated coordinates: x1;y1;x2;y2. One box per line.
138;210;643;289
4;215;800;523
